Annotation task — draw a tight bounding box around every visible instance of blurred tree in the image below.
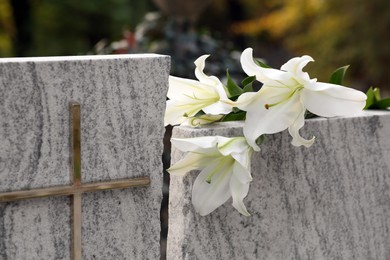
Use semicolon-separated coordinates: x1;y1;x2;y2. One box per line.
5;0;154;56
231;0;390;92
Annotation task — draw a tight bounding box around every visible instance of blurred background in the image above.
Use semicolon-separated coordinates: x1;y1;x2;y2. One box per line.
1;0;389;92
1;0;389;259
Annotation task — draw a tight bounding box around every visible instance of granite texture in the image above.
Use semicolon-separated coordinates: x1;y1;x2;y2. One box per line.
0;54;170;260
167;111;390;260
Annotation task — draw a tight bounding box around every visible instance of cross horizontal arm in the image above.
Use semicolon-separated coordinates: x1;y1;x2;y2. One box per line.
0;177;150;203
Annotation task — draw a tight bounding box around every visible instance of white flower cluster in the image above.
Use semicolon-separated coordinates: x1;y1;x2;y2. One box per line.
165;48;367;216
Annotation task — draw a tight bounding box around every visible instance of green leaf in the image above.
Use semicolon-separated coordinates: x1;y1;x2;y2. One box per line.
226;69;243;98
194;110;205;117
255;135;266;146
373;87;381;102
243;84;254;93
364;87;388;110
254;59;271;68
375;98;390;109
329;65;349;85
364;87;375;109
232;107;241;113
241;75;256;87
305;111;318;119
221;111;246;122
241;76;256;93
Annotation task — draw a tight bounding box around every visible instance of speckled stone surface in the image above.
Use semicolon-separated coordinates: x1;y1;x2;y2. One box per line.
167;111;390;260
0;54;170;260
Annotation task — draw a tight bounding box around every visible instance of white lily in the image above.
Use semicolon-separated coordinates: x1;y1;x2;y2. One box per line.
164;55;232;126
236;48;367;150
168;136;254;216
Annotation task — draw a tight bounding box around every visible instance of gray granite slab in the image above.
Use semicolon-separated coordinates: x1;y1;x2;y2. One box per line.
167;111;390;260
0;54;170;259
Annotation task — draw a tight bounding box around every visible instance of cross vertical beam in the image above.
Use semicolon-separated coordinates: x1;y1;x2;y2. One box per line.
70;102;82;260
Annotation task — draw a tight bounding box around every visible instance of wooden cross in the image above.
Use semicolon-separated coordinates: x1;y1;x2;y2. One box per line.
0;102;150;260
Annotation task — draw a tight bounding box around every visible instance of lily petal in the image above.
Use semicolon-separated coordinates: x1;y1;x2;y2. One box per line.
194;55;221;86
167;152;218;176
217;136;249;156
230;173;251;216
287;105;315;147
217;136;253;183
171;136;219;152
233;91;261;111
301;82;367;117
280;55;314;84
168;76;215;100
240;88;302;150
192;158;234;216
231;147;253;181
165;76;225;126
241;48;296;88
195;55;230;100
164;100;186;126
203;100;233;115
164;99;212;126
232;160;252;185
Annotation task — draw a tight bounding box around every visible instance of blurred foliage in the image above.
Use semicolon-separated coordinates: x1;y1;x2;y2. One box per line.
96;11;243;80
230;0;390;92
365;87;390;109
1;0;389;94
33;0;154;56
0;0;14;56
1;0;154;56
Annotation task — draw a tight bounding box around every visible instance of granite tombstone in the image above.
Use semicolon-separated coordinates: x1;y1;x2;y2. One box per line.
0;54;170;259
168;111;390;260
